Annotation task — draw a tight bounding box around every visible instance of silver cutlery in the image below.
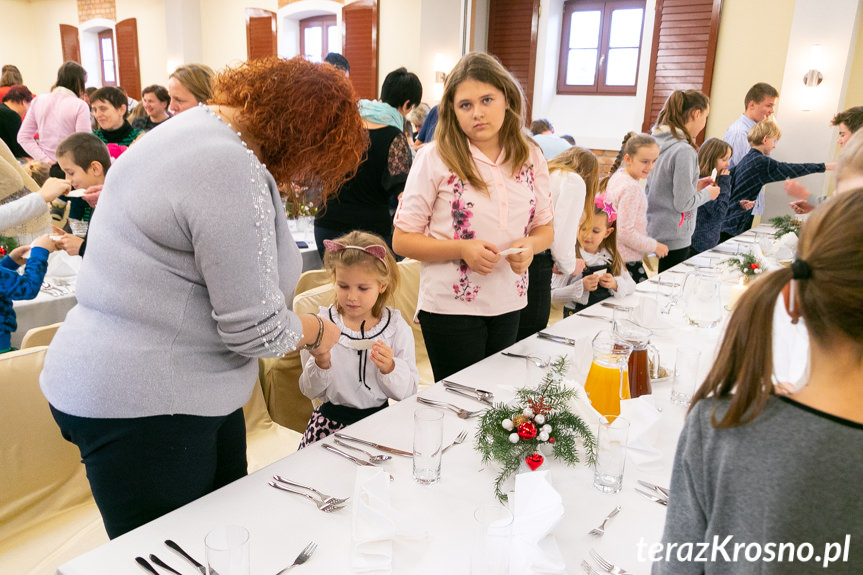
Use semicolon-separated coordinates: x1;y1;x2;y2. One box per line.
333;433;413;457
537;332;576;346
601;302;633;311
635;487;668;506
273;475;351;504
501;352;549;368
574;313;612;322
588;505;621;536
443;430;468;453
441;381;495;404
135;557;159;575
165;539;207;575
322;444;395;480
637;480;670;499
581;560;603;575
275;541;317;574
149;554;184;575
445;386;493;405
268;481;345;511
416;396;482;419
590;549;637;575
333;438;392;463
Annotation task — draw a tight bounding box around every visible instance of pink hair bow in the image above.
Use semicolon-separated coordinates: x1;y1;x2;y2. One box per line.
323;240;388;267
594;194;617;224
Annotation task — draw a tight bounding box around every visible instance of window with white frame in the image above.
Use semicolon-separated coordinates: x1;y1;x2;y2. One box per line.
557;0;645;95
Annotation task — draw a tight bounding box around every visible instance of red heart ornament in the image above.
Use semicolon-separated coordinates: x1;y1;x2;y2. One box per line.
525;453;544;471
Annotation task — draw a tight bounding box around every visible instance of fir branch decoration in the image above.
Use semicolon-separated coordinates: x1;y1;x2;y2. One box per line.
768;215;801;239
0;235;19;257
722;251;763;278
475;356;597;501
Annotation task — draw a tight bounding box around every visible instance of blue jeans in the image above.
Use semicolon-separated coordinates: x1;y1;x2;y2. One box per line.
418;309;520;381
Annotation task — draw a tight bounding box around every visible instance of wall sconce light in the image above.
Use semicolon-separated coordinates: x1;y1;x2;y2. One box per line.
435;71;447;83
803;44;823;87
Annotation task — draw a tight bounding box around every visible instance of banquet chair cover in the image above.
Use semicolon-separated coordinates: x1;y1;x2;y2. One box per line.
243;371;302;473
294;268;330;297
391;259;433;389
20;322;63;349
0;346;107;575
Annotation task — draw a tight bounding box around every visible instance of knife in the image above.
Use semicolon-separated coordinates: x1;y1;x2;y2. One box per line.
165;539;207;575
444;386;493;405
601;302;633;311
637;480;670;499
441;380;494;396
576;312;611;321
135;557;159;575
635;487;668;506
537;332;576;346
333;433;413;457
322;443;376;466
149;554;184;575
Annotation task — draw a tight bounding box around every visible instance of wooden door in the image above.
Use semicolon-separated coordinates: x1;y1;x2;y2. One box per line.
342;0;378;100
116;19;141;99
59;24;81;64
246;8;278;61
487;0;540;122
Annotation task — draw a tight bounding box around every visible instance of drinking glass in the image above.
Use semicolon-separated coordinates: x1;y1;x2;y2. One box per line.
68;219;89;238
413;408;443;485
205;525;249;575
671;347;701;406
593;416;630;493
470;504;513;574
682;269;722;327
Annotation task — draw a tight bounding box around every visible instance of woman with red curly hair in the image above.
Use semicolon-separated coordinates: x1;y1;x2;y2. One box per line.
41;57;367;538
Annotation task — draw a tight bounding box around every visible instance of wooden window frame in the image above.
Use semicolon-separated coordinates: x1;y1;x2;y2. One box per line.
299;15;338;63
557;0;646;96
98;29;117;87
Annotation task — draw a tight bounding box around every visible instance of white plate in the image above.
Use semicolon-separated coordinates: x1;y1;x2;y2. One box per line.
499;247;526;256
66;189;86;198
346;339;376;350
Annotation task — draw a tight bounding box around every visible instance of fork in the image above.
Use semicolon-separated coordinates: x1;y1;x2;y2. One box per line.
588;505;621;536
416;397;482;419
275;541;317;574
268;481;344;511
272;475;350;505
590;549;636;575
442;430;468;453
581;560;602;575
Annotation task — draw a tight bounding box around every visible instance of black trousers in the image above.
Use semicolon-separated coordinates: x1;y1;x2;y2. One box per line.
51;406;247;539
658;246;692;273
516;251;554;341
418;309;521;381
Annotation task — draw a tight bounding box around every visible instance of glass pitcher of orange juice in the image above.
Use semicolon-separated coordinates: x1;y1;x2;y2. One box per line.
584;331;633;417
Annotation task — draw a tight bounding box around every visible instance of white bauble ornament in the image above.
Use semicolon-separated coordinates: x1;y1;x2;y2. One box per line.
522;407;535;418
509;433;520;444
539;431;550;442
542;424;552;434
502;418;514;431
534;414;546;425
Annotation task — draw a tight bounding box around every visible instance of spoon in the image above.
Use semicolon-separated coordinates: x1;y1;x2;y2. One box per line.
501;352;548;368
333;438;392;463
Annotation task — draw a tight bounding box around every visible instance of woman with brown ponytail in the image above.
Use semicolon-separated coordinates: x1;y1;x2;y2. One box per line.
653;189;863;574
645;90;720;272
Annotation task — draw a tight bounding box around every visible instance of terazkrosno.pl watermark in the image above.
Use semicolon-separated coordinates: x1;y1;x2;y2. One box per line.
638;535;852;568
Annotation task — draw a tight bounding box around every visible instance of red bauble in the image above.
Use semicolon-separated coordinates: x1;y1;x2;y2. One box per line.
517;421;537;440
548;436;556;443
525;453;544;471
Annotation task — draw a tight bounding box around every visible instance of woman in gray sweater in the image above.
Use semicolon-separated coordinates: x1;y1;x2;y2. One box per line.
653;189;863;574
645;90;719;272
40;57;367;538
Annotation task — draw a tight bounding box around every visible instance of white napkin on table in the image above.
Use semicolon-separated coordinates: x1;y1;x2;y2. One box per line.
619;396;663;469
351;467;425;574
510;471;566;574
44;250;81;280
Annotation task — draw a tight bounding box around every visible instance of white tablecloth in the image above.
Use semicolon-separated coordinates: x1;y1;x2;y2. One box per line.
55;232;801;575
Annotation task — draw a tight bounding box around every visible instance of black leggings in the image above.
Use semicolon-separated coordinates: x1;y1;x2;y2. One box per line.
51;406;247;539
418;310;521;381
516;251;553;341
658;246;692;273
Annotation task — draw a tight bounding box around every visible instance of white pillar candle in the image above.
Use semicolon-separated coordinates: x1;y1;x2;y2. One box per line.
728;278;748;309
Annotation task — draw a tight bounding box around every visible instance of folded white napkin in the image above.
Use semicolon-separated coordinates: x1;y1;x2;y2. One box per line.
44;250;81;279
619;396;663;469
510;471;567;574
351;467;425;574
633;296;671;330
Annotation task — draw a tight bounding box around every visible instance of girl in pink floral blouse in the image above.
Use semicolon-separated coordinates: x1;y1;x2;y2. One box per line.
393;52;553;381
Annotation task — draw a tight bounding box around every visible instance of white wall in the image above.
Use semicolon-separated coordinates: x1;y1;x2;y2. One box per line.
117;0;170;86
418;0;462;104
201;0;279;70
764;0;863;218
378;0;422;96
532;0;657;150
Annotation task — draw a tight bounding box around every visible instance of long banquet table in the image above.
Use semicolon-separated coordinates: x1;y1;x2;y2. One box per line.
56;229;790;575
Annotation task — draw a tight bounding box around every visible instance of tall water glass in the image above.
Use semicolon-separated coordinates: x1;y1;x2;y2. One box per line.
205;525;250;575
413;408;443;485
470;504;514;574
593;416;630;493
682;270;722;327
671;347;702;406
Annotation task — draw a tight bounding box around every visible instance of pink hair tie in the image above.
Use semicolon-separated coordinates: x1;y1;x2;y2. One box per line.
594;194;617;224
323;239;388;268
